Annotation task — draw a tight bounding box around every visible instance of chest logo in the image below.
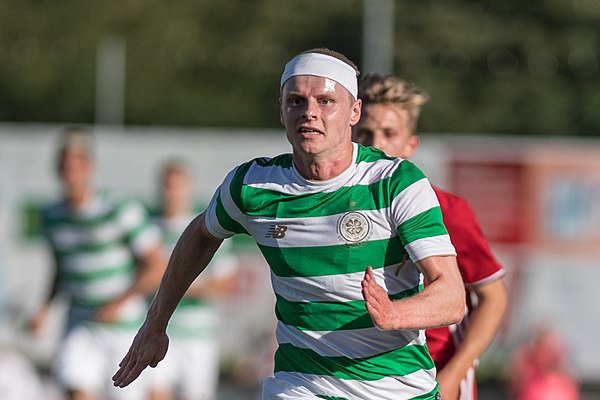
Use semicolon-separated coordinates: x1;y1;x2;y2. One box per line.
337;211;371;243
266;224;288;239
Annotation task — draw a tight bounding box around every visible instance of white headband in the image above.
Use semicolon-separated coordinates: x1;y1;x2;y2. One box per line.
280;53;358;99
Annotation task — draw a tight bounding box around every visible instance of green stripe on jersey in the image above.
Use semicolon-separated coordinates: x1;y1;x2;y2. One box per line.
53;239;128;257
274;342;434;380
259;236;405;278
230;160;254;214
60;262;134;282
397;206;447;245
216;192;247;235
355;143;394;163
411;387;441;400
275;285;421;331
127;219;153;241
240;185;368;218
255;154;294;168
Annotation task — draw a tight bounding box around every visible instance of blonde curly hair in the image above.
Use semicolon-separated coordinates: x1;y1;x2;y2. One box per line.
359;74;429;134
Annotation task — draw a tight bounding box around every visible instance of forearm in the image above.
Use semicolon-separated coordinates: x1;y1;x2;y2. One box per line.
443;279;508;375
392;270;465;329
362;256;466;331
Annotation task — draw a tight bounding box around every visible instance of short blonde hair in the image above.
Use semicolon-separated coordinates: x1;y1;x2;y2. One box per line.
56;126;94;173
359;74;429;134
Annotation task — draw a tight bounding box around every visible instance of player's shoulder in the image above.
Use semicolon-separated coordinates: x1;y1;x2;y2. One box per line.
97;190;150;220
99;189;139;208
231;153;293;179
251;153;293;168
355;142;397;163
355;143;414;175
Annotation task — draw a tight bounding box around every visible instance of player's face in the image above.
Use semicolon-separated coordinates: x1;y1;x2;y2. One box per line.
281;75;361;159
354;103;418;159
162;169;190;208
58;148;93;192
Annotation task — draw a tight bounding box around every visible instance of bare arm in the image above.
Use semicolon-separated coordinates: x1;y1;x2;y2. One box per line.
362;255;465;330
28;255;60;334
437;278;508;399
112;212;223;387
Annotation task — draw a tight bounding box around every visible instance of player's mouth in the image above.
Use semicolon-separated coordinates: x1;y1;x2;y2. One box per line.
297;126;323;136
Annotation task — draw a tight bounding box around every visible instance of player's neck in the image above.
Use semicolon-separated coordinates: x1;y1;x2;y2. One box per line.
163;201;191;218
66;185;93;209
294;144;354;181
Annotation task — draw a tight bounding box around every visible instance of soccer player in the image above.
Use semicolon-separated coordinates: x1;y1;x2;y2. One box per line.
113;48;466;400
354;73;509;400
145;160;238;400
29;127;166;400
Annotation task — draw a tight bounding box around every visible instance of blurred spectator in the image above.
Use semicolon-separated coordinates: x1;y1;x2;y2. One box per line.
144;159;238;400
507;325;580;400
28;126;166;400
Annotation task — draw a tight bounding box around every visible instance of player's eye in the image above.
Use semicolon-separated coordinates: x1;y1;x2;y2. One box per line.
287;97;304;107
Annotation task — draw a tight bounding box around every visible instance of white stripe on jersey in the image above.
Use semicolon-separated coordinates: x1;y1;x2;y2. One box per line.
270;264;421;303
275;321;425;359
65;274;132;300
265;369;437;400
62;247;131;273
405;234;456;262
49;223;124;249
390;178;440;228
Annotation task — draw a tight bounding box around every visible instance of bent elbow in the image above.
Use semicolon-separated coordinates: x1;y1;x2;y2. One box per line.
451;293;467;325
451;307;465;325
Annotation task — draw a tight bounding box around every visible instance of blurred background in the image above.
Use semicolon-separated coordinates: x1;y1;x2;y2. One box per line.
1;0;600;399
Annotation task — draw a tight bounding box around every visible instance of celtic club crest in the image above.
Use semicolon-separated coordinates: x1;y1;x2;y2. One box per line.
337;211;372;243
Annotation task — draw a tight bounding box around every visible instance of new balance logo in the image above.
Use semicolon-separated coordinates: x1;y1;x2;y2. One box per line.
266;224;287;239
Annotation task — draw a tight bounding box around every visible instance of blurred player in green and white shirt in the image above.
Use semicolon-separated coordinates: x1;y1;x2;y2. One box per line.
29;127;166;400
146;160;238;400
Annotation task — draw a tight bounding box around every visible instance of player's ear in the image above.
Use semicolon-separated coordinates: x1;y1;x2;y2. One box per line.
349;98;362;126
279;97;284;125
404;134;420;158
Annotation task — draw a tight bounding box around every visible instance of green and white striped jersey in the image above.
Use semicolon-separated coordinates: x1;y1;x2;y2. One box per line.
42;191;161;330
205;143;455;399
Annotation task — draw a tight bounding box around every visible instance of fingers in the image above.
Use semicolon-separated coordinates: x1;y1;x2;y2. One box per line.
362;267;384;302
112;348;148;388
362;266;395;330
149;354;160;368
362;266;384;313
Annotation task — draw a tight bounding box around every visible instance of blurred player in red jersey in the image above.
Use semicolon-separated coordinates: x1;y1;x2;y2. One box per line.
354;74;509;400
